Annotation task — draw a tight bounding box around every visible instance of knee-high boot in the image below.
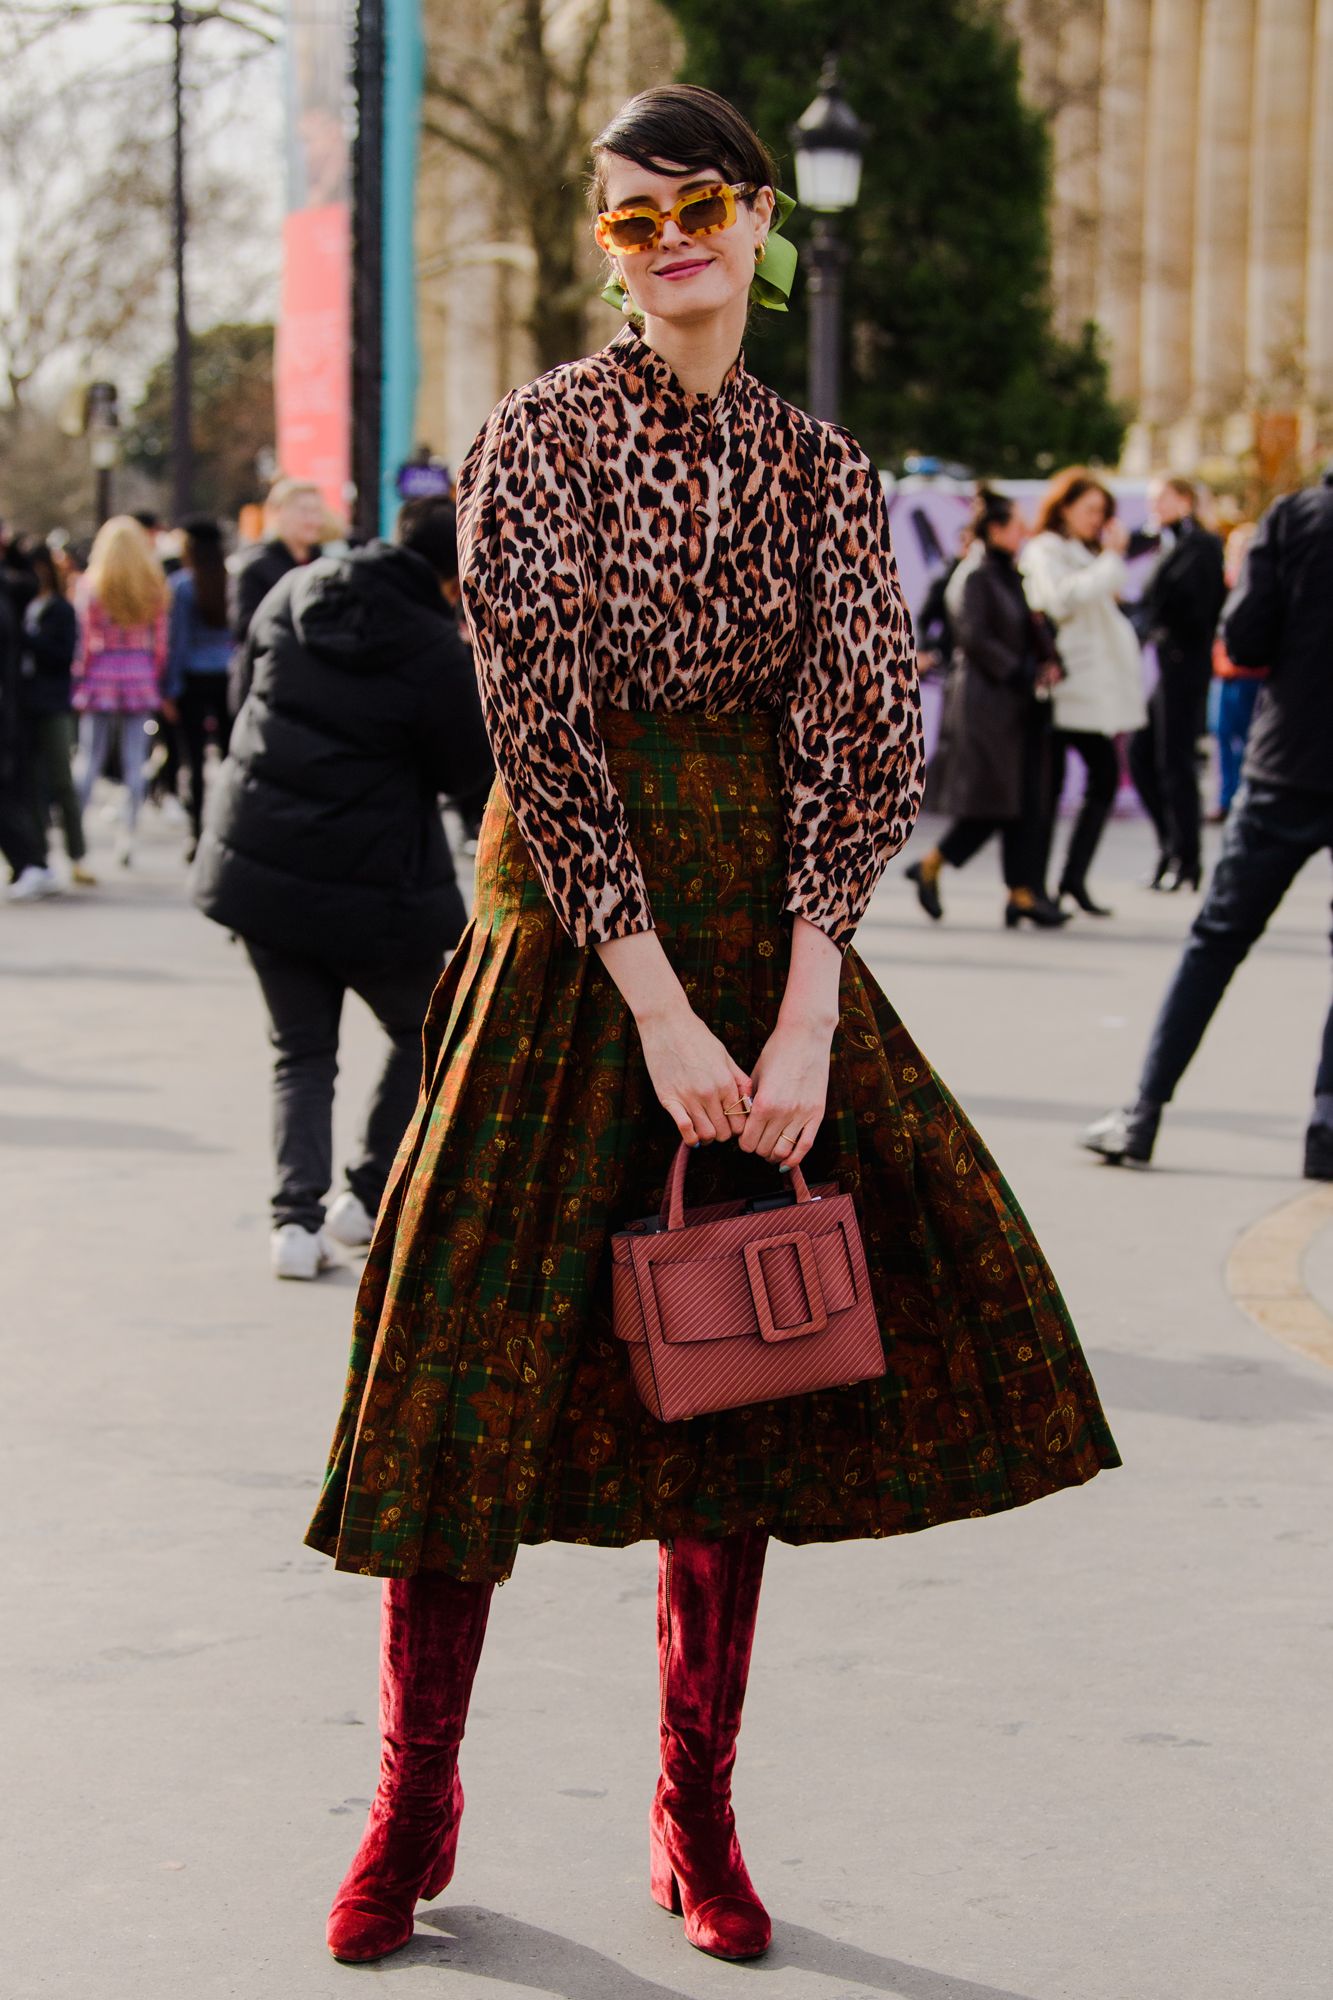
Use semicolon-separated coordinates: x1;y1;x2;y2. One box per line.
649;1530;771;1961
326;1571;493;1964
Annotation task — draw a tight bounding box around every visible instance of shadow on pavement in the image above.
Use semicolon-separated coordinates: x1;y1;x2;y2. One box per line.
408;1906;1043;2000
1090;1346;1333;1425
0;1111;223;1153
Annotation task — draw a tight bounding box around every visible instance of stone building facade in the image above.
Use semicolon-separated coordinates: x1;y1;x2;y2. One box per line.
1014;0;1333;474
414;0;1332;478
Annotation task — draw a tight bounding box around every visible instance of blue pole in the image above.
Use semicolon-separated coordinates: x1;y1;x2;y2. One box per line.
379;0;423;536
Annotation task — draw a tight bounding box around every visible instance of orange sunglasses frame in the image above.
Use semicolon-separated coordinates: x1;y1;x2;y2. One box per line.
594;181;757;257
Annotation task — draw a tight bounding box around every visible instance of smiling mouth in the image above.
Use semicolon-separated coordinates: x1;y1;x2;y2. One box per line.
655;258;712;279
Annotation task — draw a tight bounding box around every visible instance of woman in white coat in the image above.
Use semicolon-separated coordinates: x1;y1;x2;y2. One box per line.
1020;470;1146;915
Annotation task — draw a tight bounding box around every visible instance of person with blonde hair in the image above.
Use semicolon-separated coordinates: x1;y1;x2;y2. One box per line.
228;476;323;696
73;516;169;866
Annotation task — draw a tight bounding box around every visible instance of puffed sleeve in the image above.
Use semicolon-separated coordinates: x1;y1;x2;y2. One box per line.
456;390;654;948
780;426;923;951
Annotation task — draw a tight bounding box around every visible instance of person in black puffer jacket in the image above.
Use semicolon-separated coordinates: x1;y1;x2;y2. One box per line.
194;496;495;1279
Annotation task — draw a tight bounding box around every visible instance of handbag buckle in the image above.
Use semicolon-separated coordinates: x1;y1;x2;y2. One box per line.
743;1232;828;1342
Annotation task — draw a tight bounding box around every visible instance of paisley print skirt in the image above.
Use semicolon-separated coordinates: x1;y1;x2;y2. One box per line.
305;709;1119;1582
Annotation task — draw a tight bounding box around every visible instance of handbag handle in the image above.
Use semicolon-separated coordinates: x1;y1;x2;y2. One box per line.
658;1140;813;1233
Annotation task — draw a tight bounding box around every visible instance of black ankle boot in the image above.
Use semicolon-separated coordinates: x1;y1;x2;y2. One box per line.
1059;878;1114;917
1081;1101;1161;1165
1303;1124;1333;1181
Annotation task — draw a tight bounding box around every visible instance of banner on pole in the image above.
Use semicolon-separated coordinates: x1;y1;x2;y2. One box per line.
277;0;354;520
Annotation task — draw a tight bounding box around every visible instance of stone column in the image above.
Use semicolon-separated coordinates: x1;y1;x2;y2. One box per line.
1051;0;1105;335
1192;0;1257;427
1246;0;1317;391
1307;0;1333;407
1141;0;1205;434
1096;0;1152;408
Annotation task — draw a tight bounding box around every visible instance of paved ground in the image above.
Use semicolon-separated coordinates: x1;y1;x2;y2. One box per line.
3;795;1332;2000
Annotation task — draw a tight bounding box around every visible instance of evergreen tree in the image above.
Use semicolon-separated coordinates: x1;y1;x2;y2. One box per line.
660;0;1127;474
127;323;275;520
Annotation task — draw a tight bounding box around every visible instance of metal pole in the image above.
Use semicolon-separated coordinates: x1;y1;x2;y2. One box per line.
171;0;192;521
351;0;386;541
806;214;847;425
95;465;114;528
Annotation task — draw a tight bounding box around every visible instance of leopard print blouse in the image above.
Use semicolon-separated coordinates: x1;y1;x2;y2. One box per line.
456;325;922;953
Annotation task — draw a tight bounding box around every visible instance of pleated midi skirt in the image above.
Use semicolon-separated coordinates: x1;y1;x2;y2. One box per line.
305;709;1119;1582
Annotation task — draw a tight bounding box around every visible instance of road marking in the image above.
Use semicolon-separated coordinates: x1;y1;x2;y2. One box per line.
1226;1185;1333;1371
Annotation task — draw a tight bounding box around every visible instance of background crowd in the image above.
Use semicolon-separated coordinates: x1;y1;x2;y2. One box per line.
2;453;1328;1254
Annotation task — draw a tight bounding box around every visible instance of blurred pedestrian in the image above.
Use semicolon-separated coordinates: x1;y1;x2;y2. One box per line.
194;496;492;1280
1126;478;1226;892
1020;469;1146;916
1208;522;1265;819
72;516;169;868
1;557;55;898
228;476;323;702
1083;465;1333;1175
906;490;1067;928
164;517;233;860
306;85;1118;1976
18;542;92;885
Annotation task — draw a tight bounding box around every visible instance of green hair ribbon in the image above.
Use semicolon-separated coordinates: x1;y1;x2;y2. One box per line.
600;188;798;316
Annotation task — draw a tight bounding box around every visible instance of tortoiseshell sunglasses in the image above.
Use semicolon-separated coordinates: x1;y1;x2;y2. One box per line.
595;181;757;256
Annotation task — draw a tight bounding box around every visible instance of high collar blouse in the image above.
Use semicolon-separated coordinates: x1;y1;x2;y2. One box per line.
455;325;922;952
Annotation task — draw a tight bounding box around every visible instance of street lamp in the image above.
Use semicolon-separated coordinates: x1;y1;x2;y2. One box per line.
790;59;867;424
86;381;121;528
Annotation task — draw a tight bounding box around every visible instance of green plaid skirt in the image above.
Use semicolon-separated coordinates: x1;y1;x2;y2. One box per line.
306;709;1119;1582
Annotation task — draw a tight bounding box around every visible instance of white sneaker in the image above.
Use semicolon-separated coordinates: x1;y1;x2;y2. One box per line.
325;1189;376;1248
271;1224;336;1281
9;866;58;902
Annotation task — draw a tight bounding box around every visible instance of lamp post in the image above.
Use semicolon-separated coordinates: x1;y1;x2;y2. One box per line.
86;381;121;528
790;59;867;425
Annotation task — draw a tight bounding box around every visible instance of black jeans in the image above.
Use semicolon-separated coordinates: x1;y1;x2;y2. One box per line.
1139;781;1333;1105
245;941;443;1231
1044;730;1120;893
177;676;233;839
1128;656;1211;870
938;704;1053;893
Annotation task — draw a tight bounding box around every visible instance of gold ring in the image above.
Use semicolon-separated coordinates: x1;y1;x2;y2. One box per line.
723;1095;753;1116
777;1130;799;1147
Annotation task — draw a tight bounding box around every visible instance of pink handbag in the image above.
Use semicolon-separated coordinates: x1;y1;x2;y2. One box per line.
611;1142;885;1423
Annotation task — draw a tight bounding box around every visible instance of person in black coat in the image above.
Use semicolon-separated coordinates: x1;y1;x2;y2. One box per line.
905;490;1068;929
0;573;53;891
18;543;91;882
227;477;325;706
1127;477;1226;891
195;496;495;1278
1084;466;1333;1175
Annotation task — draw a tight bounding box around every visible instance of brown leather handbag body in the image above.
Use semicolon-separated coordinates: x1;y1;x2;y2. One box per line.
610;1142;886;1423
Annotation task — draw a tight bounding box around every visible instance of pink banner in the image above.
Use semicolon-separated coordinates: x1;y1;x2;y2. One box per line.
275;202;350;518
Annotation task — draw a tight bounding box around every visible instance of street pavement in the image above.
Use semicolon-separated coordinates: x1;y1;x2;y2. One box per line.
3;793;1331;2000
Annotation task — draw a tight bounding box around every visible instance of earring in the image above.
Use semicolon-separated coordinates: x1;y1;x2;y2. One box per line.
756;240;767;264
620;293;635;315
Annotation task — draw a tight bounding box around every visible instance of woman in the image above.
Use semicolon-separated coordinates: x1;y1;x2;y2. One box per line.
307;86;1119;1970
1126;477;1226;892
73;516;168;867
1020;468;1145;916
164;517;232;858
905;490;1066;928
17;543;92;886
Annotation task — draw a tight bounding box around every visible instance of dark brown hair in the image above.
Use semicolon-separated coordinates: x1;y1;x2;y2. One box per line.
589;85;775;218
182;516;228;630
969;487;1016;547
29;542;64;599
1033;466;1116;539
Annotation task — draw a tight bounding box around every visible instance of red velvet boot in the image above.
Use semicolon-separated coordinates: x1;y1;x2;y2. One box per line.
326;1571;493;1963
649;1530;772;1961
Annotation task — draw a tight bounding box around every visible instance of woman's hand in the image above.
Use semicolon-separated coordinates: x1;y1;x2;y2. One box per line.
594;929;751;1148
636;999;753;1148
1102;517;1129;557
739;914;842;1167
739;1019;832;1166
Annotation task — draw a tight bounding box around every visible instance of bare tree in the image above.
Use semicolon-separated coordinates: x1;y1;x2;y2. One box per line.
423;0;614;372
